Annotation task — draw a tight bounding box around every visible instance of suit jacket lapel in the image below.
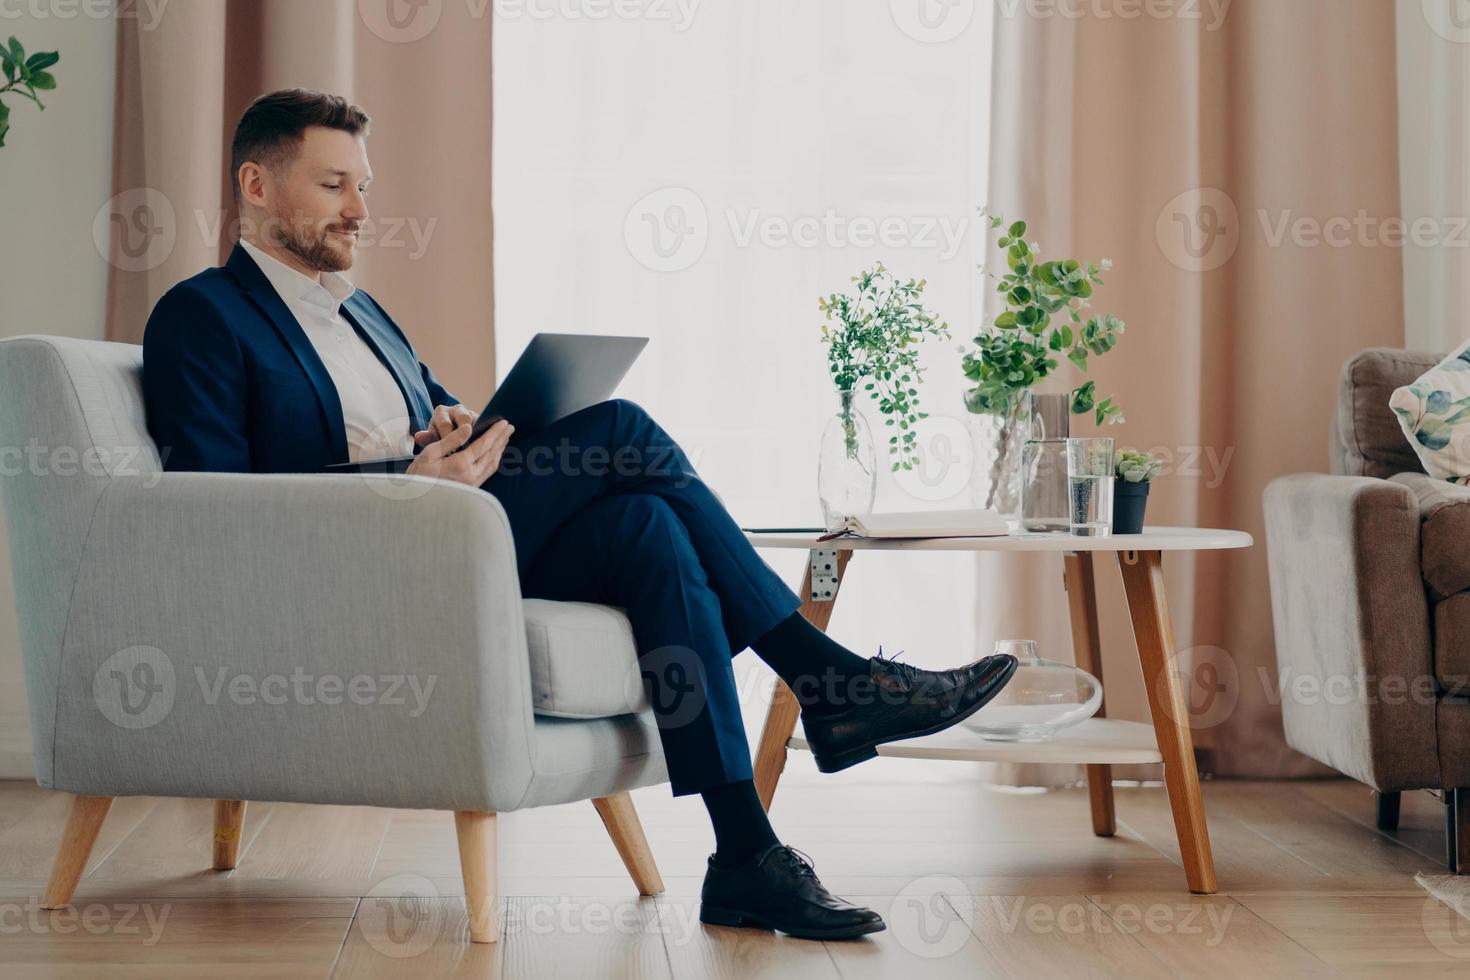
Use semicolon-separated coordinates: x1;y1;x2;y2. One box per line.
341;294;430;434
225;243;350;462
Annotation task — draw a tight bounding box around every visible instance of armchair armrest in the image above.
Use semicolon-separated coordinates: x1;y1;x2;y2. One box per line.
48;471;539;812
1263;473;1438;790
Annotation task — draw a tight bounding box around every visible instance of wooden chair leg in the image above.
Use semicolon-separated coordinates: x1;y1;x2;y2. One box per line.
592;791;664;895
1064;551;1116;837
752;548;853;810
454;811;498;943
213;800;246;870
41;795;114;909
1376;790;1401;832
1118;550;1218;895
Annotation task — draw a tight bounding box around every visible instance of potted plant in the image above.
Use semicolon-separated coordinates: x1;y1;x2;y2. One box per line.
961;211;1126;517
0;36;61;147
1113;448;1162;534
817;263;949;527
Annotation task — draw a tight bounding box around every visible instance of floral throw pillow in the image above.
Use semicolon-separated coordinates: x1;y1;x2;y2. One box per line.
1390;340;1470;485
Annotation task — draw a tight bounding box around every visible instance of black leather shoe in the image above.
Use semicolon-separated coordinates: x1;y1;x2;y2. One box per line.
801;650;1019;773
700;844;886;940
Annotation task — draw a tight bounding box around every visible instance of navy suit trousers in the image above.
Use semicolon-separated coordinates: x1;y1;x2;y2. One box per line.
479;398;802;795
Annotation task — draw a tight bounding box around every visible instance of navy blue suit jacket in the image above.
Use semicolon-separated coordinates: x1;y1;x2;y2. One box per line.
142;242;460;473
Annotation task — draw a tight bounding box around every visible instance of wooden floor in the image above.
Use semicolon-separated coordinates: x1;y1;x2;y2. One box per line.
0;755;1466;978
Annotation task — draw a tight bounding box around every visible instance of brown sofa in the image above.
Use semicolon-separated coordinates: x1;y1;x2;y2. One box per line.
1265;347;1470;870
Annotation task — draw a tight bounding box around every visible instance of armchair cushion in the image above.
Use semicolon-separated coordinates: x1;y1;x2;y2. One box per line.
1434;593;1470;697
523;599;648;719
1390;472;1470;599
1332;348;1440;478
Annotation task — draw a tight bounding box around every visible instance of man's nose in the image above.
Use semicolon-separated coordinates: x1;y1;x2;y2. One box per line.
343;187;369;222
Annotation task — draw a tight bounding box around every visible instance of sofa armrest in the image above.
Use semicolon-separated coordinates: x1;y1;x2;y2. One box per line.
1263;473;1438;790
47;471;539;812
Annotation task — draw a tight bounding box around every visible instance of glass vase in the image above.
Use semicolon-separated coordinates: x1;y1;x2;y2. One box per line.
817;388;877;530
967;397;1028;522
964;639;1103;742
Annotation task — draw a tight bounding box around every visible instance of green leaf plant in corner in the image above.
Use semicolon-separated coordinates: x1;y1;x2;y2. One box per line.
0;36;61;148
960;208;1126;427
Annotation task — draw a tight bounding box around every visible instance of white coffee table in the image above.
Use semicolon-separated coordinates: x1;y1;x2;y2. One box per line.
743;526;1253;895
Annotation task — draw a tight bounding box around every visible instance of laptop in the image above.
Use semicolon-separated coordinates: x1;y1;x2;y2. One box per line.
327;332;649;474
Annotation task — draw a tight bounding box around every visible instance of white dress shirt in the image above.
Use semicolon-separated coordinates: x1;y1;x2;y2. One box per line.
240;239;415;462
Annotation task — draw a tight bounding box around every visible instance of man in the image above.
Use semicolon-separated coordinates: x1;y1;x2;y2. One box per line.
142;88;1017;942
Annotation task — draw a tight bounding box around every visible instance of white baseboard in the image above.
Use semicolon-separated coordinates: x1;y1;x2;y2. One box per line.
0;710;36;780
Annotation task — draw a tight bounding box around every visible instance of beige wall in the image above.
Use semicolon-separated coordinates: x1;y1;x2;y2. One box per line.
0;7;117;777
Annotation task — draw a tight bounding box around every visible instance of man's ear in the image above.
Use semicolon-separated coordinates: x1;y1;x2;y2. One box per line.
237;162;268;209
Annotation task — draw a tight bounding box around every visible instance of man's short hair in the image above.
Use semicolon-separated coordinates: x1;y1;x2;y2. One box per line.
230;88;370;207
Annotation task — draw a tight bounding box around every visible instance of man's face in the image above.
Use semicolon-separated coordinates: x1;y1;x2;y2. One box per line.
254;126;372;273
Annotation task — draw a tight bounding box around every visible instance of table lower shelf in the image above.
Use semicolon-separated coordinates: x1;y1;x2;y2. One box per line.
787;717;1164;765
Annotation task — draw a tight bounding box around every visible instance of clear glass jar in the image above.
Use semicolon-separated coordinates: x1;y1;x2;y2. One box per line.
965;639;1102;741
817;388;877;530
1019;392;1071;532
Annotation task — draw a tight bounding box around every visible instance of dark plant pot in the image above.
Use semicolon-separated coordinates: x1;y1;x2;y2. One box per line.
1112;479;1150;534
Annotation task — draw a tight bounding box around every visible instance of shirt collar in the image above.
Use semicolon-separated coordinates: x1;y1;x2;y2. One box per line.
239;238;356;316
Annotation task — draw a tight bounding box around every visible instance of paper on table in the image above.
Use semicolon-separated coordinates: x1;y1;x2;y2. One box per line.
817;508;1010;540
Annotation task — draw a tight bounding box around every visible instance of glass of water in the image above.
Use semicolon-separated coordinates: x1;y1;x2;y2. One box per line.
1066;437;1114;537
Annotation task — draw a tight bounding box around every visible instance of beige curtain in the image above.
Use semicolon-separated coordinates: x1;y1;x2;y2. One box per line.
103;0;496;405
981;0;1404;782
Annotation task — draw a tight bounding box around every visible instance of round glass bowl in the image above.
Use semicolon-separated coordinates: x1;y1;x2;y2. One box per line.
964;639;1103;742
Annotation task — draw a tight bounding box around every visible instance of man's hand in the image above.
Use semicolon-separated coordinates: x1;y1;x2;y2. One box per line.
414;404;479;448
406;417;514;487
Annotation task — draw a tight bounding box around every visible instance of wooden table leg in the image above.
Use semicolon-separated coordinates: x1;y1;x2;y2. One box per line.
1118;549;1218;894
753;548;852;811
1064;552;1115;837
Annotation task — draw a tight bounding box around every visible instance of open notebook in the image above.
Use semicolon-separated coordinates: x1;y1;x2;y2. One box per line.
816;508;1010;541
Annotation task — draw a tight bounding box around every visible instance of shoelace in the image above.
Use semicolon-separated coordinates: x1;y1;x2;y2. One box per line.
872;644;924;692
760;845;819;881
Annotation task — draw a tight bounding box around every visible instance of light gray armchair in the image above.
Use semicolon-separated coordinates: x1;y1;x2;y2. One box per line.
0;335;670;942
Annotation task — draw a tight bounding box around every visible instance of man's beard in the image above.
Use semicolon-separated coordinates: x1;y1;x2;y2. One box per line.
271;210;357;273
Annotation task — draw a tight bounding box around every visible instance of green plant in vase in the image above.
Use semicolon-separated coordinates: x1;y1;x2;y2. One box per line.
819;263;950;472
815;264;949;528
961;210;1127;512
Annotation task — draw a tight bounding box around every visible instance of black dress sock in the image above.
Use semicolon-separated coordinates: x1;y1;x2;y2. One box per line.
700;779;781;867
749;610;872;716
